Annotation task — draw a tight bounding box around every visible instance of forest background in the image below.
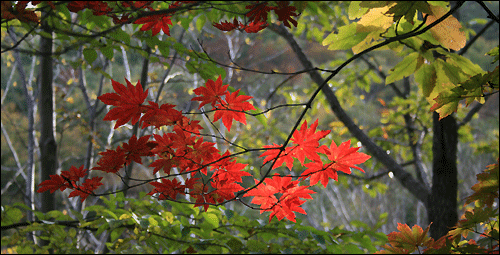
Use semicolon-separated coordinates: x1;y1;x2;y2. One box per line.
1;1;499;253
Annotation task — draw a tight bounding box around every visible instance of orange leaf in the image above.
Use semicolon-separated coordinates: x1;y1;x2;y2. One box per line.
425;5;466;51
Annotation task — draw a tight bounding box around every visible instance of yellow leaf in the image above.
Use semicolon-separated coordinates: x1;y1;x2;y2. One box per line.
357;4;395;33
425;5;466;51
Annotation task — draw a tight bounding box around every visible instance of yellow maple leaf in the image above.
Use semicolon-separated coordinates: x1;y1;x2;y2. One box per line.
356;4;395;33
425;5;466;51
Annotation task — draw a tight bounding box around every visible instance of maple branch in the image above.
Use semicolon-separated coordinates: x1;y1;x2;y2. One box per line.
1;216;102;231
1;1;204;55
195;39;333;76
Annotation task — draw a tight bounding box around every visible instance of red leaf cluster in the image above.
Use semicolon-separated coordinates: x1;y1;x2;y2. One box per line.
213;1;300;33
39;71;371;222
1;1;41;23
244;174;315;222
260;121;371;189
37;165;102;202
191;75;256;131
97;79;149;129
134;14;173;36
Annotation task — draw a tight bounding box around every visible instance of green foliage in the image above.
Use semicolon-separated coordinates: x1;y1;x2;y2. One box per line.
2;192;388;253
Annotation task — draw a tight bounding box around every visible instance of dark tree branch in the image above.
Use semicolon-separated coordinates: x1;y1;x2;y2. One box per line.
476;1;500;24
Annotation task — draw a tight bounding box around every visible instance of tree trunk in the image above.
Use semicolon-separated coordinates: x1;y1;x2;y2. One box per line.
428;112;458;239
39;13;57;214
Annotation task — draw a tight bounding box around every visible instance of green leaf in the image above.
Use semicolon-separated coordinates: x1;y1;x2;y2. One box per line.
322;23;369;51
111;28;130;45
225;237;243;253
103;209;118;220
311;232;326;244
100;46;114;60
110;227;125;242
415;63;436;97
348;2;368;20
224;209;234;220
196;16;206;31
202;213;219;228
83;48;98;64
2;206;23;225
386;52;421;84
344;243;364;254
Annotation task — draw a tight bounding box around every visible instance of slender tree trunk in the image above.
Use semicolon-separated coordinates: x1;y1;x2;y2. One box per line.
428;112;458;239
39;13;57;214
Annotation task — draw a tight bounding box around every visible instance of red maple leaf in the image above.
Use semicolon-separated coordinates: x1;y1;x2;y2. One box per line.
244;174;314;222
98;79;148;129
140;101;183;129
60;165;88;182
173;116;203;134
191;183;215;211
213;18;240;32
274;1;298;28
148;178;186;200
191;75;229;109
213;89;256;132
121;1;153;10
259;144;295;170
212;152;251;183
301;140;371;187
242;20;269;33
183;137;219;172
290;119;331;164
92;147;127;173
37;174;70;193
121;134;153;164
209;179;244;203
134;14;173;36
68;177;103;202
2;1;39;23
245;2;274;23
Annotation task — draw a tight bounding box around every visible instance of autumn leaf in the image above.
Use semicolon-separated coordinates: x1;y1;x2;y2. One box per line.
290;119;330;164
37;174;70;194
425;5;466;51
375;223;433;254
274;1;298;28
301;140;371;187
260;144;295;170
140;101;183;129
60;165;88;182
323;140;371;173
213;89;256;132
242;20;268;33
92;147;127;173
98;79;148;129
121;135;153;164
356;4;394;32
213;18;240;32
212;151;251;183
191;75;229;108
68;177;103;202
148;178;186;200
209;179;244;203
465;160;499;208
243;174;314;222
245;2;274;23
134;14;173;36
